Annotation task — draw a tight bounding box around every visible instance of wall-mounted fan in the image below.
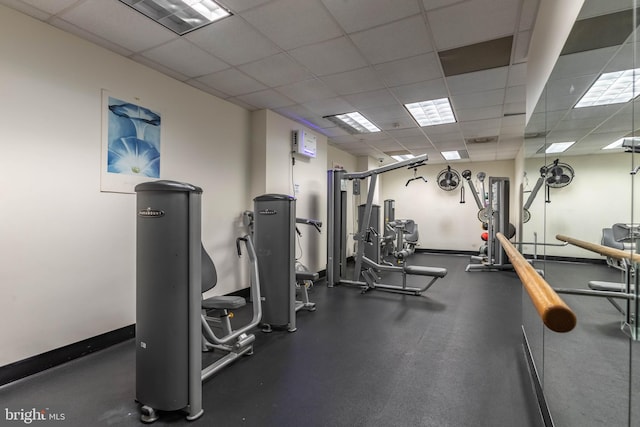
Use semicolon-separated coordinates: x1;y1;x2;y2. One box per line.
523;159;575;223
437;166;461;191
544;159;574;189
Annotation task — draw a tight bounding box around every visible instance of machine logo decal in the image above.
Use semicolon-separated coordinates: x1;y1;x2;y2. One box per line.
138;207;165;218
258;209;277;215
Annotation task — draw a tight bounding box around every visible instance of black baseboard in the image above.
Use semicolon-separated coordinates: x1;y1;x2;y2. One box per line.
0;325;135;387
522;327;554;427
0;287;259;388
415;248;478;256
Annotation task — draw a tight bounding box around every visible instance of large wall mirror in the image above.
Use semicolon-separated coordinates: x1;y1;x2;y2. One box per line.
523;0;639;425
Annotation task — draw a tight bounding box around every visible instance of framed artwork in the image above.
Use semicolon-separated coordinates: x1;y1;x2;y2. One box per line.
101;90;161;193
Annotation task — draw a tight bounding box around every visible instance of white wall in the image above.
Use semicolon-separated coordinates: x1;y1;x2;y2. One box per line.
0;6;251;365
250;110;332;272
522;153;634;258
380;160;516;252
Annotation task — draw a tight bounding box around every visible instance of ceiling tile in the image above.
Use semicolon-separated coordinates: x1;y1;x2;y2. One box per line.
460;118;502;137
221;0;272;13
186;16;281;66
451;89;505;110
321;0;420;34
550;47;618;81
503;102;525;115
456;106;504;122
385;127;424;138
427;0;520;50
186;79;230;99
505;85;525;104
374;53;442;87
376;116;417;131
276;79;337;104
395;135;431;149
303;97;356;117
133;54;189;81
239;53;313;87
235;89;296;110
7;0;76;15
507;63;526;86
432;140;466;150
429;131;465;143
141;39;229;78
360;105;411;121
58;0;177;52
321;126;351;137
446;67;509;95
349;15;433;64
389;79;448;104
501;114;526;128
422;122;461;135
439;36;512;76
343;89;398;110
320;67;386;95
196;69;267;96
50;17;134;57
288;37;368;76
242;0;343;50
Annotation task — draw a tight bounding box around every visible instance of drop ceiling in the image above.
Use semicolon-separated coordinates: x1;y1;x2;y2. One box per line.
1;0;541;164
525;1;640;159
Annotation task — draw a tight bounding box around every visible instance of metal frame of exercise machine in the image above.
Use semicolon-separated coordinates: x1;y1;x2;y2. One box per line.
464;176;513;272
327;155;447;295
135;181;262;423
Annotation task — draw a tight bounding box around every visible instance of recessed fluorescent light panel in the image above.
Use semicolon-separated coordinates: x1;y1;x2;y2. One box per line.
575;68;640;108
545;141;575;154
441;151;461;160
602;138;625;150
119;0;231;35
391;154;415;162
324;112;381;134
405;98;456;126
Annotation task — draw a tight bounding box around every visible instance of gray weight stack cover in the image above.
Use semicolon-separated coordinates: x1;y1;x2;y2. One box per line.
135;180;202;411
253;194;295;328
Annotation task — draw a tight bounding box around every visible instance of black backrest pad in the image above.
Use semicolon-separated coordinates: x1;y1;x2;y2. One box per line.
201;244;217;293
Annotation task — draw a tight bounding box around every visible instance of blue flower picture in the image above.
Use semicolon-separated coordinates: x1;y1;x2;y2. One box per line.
107;97;161;178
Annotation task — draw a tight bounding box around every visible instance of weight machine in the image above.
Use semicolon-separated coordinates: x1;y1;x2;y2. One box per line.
327;155;447;295
252;195;320;333
462;174;514;272
135;181;262;423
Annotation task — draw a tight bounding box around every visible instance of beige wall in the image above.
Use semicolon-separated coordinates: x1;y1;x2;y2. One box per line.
0;6;254;365
0;3;362;366
523;153;634;258
380;160;516;252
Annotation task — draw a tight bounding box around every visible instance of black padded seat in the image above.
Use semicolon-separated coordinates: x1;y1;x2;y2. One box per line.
403;265;447;278
202;295;246;310
296;271;319;281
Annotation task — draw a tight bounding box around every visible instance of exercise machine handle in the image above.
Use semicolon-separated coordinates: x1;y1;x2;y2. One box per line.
236;236;248;257
296;217;323;233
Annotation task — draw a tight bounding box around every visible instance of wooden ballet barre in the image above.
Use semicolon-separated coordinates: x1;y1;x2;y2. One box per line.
556;234;640;263
496;232;577;333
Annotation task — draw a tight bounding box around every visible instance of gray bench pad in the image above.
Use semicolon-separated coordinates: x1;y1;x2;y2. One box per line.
403;265;448;278
588;281;635;292
202;295;246;310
